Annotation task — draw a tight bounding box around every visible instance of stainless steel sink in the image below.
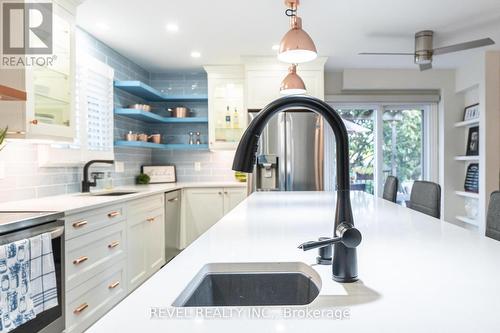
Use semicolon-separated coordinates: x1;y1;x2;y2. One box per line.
77;191;138;197
173;262;321;307
91;191;137;196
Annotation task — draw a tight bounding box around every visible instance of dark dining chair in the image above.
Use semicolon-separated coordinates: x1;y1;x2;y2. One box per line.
382;176;398;203
407;181;441;218
486;191;500;241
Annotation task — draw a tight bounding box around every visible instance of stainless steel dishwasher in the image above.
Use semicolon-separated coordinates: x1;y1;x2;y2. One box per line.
0;211;65;333
165;190;181;262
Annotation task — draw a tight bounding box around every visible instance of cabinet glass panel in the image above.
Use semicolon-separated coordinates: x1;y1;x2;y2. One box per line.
33;15;71;127
213;81;244;144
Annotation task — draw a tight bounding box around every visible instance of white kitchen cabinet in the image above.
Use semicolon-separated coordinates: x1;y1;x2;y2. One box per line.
126;194;165;291
204;66;246;150
183;188;225;246
64;193;165;333
181;187;247;247
165;190;182;262
0;0;77;141
223;187;248;213
243;56;327;110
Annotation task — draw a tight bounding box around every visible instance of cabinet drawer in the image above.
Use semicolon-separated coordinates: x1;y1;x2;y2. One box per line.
126;194;164;216
66;261;126;333
66;223;125;290
65;203;125;240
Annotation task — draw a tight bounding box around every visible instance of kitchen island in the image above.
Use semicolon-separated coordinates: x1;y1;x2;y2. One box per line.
87;191;500;333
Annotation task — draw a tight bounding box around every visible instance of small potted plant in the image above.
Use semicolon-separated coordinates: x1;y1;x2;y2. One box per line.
136;173;151;185
0;126;8;151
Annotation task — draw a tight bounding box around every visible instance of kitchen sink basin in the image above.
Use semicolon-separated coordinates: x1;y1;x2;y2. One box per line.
77;191;138;197
91;191;137;196
173;262;321;307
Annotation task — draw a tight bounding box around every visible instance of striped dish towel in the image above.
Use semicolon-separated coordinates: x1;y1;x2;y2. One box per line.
28;233;58;315
0;239;36;333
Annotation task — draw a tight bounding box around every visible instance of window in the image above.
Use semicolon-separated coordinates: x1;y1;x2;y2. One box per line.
38;54;114;166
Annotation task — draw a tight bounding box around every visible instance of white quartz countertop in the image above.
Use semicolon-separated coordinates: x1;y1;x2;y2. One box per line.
87;191;500;333
0;181;246;215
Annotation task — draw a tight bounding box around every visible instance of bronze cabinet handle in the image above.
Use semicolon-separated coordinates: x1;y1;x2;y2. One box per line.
73;256;88;265
108;241;119;249
108;281;120;289
30;119;38;125
146;217;156;223
107;211;120;218
73;303;88;314
72;220;88;228
167;197;178;202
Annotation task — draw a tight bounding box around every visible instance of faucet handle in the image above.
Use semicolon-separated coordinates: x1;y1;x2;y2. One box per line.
298;223;362;251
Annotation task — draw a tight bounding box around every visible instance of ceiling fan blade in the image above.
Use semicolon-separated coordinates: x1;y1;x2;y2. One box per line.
358;52;414;56
433;38;495;55
419;63;432;71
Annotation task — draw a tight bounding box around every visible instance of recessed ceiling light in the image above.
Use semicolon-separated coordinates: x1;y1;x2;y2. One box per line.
272;44;280;51
96;22;110;31
166;23;179;32
190;51;201;58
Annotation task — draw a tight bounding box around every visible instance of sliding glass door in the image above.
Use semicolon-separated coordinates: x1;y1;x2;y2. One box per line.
326;103;434;202
337;108;375;194
382;107;425;203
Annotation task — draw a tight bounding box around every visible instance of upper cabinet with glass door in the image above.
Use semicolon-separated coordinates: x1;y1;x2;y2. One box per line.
26;3;75;141
204;66;246;150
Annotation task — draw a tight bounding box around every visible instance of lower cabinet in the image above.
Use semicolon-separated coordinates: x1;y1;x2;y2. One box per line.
127;194;165;292
64;194;165;333
182;187;247;247
65;261;127;333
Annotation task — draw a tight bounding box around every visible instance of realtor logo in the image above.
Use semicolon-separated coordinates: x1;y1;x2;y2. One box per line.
2;2;53;54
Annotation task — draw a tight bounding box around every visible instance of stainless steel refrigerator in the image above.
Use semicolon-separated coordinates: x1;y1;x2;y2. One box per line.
247;110;324;192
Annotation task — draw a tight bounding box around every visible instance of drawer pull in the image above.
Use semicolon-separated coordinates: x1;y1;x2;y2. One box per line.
73;303;88;314
107;211;120;218
224;191;228;195
72;220;88;228
147;217;156;222
108;241;120;249
73;256;88;265
167;197;178;202
108;281;120;289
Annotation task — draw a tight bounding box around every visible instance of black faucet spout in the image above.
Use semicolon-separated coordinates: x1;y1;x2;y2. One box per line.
82;160;114;192
232;95;360;282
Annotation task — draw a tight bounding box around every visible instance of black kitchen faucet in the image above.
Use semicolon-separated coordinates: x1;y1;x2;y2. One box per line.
232;95;361;282
81;160;114;192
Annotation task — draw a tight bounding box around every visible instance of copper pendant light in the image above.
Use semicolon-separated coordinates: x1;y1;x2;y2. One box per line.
278;0;317;63
280;64;306;95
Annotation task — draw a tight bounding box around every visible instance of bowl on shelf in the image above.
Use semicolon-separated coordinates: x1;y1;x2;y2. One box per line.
168;106;190;118
148;134;161;144
129;104;151;112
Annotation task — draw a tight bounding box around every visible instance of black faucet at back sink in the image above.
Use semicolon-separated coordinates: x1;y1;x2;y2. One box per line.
81;160;114;193
232;95;362;283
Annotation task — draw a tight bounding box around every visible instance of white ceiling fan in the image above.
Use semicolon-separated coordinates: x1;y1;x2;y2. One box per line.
359;30;495;71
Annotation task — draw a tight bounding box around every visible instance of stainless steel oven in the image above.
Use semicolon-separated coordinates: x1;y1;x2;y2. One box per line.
0;212;65;333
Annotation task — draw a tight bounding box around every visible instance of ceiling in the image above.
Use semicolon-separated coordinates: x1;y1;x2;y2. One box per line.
77;0;500;72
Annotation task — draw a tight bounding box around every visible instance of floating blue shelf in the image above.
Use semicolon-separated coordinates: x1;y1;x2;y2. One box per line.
115;140;209;150
114;80;208;102
114;108;208;123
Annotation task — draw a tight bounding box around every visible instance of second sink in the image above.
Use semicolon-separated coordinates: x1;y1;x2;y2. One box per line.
173;262;321;307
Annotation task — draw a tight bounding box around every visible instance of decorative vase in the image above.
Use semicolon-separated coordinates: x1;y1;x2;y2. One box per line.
464;197;478;219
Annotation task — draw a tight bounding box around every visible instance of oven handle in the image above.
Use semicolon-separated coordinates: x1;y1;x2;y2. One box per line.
49;227;64;239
